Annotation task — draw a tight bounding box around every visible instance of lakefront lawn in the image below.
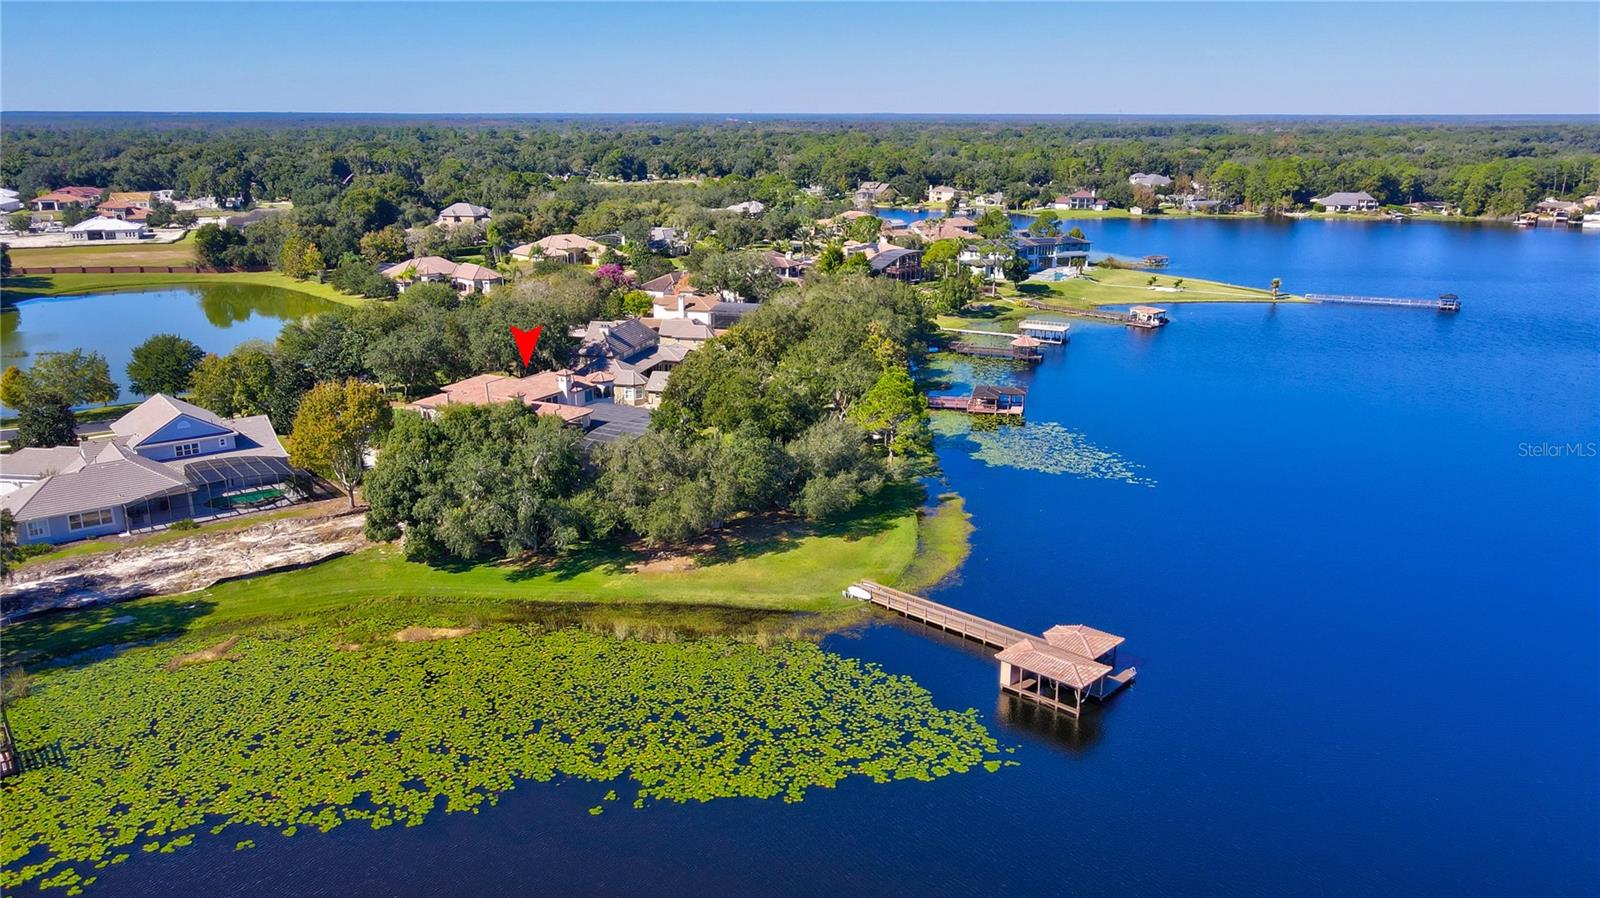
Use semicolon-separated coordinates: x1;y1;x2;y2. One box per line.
1;271;362;306
3;488;971;665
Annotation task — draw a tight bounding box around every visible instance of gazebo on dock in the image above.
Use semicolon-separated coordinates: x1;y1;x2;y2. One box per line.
970;384;1026;414
996;624;1136;716
1128;305;1169;328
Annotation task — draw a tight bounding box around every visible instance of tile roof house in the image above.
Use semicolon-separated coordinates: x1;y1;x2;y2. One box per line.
447;262;504;293
516;234;605;263
2;395;297;545
408;370;606;427
30;186;104;211
639;270;692;298
657;318;716;345
651;278;720;323
380;257;501;293
1312;191;1380;213
435;202;491;228
911;216;979;242
762;250;809;281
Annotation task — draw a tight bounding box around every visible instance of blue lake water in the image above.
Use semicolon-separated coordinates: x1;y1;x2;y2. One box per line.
61;221;1600;895
1;284;339;412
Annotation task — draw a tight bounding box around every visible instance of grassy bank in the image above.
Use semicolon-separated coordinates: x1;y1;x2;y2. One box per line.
898;492;974;593
1;270;362;306
8;233;195;268
3;486;973;665
0;401;138;432
1009;266;1296;310
933;267;1300;332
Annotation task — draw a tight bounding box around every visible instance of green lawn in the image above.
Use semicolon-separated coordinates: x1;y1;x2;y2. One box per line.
1;270;363;306
3;486;969;665
932;267;1301;331
8;232;196;267
0;400;137;430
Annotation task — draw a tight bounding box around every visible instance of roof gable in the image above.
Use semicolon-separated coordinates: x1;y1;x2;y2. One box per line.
110;394;231;446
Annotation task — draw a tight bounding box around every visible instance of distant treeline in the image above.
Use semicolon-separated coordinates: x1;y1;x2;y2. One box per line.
3;119;1597;222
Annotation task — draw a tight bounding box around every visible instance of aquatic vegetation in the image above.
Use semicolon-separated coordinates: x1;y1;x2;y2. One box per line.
931;415;1155;486
1;627;1004;893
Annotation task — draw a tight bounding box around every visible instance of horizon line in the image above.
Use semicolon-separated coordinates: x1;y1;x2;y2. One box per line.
6;110;1599;120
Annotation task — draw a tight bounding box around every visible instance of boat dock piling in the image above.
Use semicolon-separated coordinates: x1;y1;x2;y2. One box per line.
1307;293;1461;312
846;581;1136;717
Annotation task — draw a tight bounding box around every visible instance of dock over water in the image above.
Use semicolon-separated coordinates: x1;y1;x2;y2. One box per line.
1021;300;1169;328
1307;293;1461;312
926;384;1027;418
848;580;1136;717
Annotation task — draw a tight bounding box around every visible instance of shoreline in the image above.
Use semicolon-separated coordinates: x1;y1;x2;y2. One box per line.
1;270;366;307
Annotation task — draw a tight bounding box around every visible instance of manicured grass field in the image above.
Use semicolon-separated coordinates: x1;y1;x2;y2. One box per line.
4;487;969;664
1008;266;1295;309
8;233;196;268
1;270;362;306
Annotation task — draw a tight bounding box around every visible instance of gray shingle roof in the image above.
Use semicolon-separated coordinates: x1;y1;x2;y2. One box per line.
109;394;229;447
2;451;188;518
1;445;86;479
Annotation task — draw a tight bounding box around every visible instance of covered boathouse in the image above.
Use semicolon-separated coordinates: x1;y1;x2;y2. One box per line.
996;624;1136;716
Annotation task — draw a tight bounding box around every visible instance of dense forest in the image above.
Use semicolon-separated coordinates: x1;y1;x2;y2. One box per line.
4;119;1597;234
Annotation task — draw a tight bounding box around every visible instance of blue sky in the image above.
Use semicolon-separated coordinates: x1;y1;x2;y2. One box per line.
2;2;1596;115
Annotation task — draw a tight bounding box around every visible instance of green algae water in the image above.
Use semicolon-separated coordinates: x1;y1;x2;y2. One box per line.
0;627;1004;894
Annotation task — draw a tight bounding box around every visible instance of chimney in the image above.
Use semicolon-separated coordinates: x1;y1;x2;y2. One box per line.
555;369;573;400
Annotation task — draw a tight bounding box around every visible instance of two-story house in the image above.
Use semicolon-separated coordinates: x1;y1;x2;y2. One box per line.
2;395;298;545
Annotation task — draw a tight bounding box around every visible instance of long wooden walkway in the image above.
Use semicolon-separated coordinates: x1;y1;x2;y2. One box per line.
1307;293;1461;312
850;581;1030;649
947;341;1041;362
1018;301;1163;329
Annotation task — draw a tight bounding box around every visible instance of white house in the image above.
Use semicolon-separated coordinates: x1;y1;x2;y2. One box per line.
1129;173;1173;189
927;185;960;205
66;216;152;241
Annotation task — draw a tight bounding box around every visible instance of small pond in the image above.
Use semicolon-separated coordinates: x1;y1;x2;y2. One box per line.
1;284;341;412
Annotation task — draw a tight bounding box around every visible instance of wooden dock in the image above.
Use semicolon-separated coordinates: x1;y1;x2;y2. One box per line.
926;384;1026;417
1020;300;1167;329
847;581;1137;718
849;581;1031;649
1307;293;1461;312
947;341;1042;362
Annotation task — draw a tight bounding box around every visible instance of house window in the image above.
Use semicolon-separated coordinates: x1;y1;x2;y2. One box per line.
25;520;48;538
68;508;115;531
218;438;227;447
174;442;202;458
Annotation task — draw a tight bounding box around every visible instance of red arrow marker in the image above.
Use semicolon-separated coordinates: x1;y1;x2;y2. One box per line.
510;325;542;367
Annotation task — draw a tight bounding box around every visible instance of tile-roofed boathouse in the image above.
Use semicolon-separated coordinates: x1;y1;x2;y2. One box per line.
848;581;1136;718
